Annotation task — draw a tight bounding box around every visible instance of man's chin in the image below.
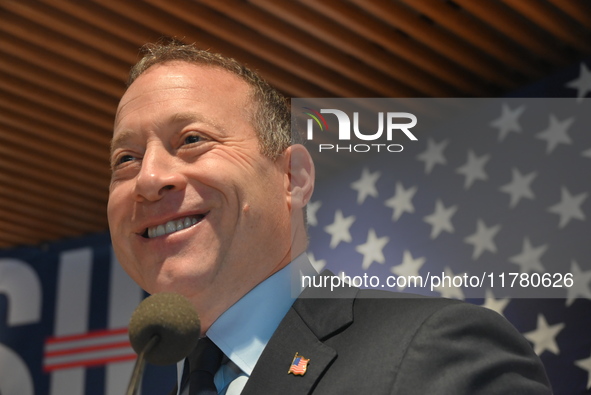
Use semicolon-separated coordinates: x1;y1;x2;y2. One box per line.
149;272;211;297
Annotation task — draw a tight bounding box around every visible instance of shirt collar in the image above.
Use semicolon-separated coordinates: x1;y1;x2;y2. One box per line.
205;253;316;376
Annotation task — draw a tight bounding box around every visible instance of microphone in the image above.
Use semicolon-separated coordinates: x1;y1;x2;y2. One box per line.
126;293;201;395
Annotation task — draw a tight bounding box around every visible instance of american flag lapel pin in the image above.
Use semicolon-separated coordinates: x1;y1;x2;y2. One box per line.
288;352;310;376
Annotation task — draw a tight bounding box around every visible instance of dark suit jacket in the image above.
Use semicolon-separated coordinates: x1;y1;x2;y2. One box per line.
240;283;552;394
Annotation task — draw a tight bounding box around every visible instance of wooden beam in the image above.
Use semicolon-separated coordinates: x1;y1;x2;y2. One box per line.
251;0;455;96
0;171;107;215
398;0;546;79
0;32;125;97
545;0;591;28
0;9;129;79
1;1;139;64
501;0;591;54
116;0;382;96
350;0;521;89
452;0;574;66
1;72;113;131
299;0;494;96
0;91;111;149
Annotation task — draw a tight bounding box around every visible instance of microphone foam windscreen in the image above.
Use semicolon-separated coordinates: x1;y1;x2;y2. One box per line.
128;292;201;366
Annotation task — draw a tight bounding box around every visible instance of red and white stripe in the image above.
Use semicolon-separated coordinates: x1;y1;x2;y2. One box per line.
289;357;309;375
43;327;136;372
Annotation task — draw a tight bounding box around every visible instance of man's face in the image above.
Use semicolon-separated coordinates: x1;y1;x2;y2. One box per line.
107;62;292;316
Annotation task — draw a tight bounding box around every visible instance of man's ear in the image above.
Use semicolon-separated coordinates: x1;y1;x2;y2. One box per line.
284;144;315;209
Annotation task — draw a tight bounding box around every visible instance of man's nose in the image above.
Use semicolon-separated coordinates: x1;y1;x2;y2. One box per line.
134;146;186;202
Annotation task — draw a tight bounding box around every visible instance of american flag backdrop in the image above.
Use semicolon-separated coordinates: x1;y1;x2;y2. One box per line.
299;61;591;394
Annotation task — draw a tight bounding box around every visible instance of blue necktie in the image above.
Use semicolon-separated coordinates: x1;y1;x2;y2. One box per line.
188;337;223;395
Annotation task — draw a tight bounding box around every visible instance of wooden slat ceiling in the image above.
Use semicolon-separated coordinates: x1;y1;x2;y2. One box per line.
0;0;590;249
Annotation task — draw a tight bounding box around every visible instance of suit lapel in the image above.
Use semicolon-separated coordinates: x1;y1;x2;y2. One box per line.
241;306;336;395
242;277;358;395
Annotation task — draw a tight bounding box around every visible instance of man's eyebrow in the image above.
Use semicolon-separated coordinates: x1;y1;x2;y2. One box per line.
110;112;225;156
110;129;136;157
168;111;206;124
110;113;201;154
168;111;225;133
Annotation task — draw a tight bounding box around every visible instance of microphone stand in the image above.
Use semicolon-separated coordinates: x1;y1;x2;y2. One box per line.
126;335;160;395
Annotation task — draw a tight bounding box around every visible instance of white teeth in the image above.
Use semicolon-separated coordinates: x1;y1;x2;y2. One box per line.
146;216;202;238
165;221;176;233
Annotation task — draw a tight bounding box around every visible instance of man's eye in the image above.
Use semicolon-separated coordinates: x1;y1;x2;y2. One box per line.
184;135;202;145
118;155;135;164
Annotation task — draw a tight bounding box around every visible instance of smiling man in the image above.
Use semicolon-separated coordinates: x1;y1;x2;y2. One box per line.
107;41;552;395
108;55;311;334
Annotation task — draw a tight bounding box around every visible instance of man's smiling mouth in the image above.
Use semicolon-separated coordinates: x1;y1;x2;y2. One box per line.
142;214;207;238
